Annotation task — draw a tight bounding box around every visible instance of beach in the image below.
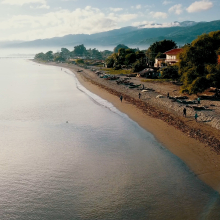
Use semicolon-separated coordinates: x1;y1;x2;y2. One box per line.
35;61;220;193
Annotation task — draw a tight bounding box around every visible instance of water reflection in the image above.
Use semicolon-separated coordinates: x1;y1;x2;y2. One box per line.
0;59;219;219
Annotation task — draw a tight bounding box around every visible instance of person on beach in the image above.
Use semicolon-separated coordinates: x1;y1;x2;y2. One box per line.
195;112;198;122
183;108;186;117
139;93;141;99
167;92;169;98
197;97;200;104
120;95;123;102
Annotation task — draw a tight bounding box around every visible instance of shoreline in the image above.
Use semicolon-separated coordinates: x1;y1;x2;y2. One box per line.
34;60;220;193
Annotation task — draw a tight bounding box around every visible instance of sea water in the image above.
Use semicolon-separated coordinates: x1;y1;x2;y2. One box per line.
0;59;220;220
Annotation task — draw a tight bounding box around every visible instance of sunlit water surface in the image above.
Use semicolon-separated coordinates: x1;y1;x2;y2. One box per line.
0;59;220;220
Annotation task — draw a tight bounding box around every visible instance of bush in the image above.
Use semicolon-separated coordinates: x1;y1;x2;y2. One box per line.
188;76;209;94
132;60;146;72
160;66;179;80
113;64;122;70
76;59;84;64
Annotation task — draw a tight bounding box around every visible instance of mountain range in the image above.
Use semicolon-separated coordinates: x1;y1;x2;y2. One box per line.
2;20;220;49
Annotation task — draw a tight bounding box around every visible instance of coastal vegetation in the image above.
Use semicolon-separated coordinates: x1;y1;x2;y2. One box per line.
178;31;220;94
113;44;129;53
101;68;131;75
160;65;179;80
34;31;220;95
105;48;146;71
34;44;113;62
145;39;177;64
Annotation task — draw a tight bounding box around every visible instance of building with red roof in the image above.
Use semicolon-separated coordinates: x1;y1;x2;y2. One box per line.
154;48;183;67
164;48;183;65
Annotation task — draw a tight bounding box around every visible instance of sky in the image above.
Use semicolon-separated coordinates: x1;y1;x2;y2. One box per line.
0;0;219;42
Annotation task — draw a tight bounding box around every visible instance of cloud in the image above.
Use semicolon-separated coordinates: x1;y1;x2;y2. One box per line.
131;4;142;9
119;14;137;21
1;0;46;5
163;1;172;5
150;11;168;19
30;4;50;9
186;0;213;13
0;7;138;41
169;4;183;15
110;8;123;12
132;21;181;28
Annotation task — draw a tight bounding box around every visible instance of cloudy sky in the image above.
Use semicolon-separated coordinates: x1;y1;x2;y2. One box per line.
0;0;219;41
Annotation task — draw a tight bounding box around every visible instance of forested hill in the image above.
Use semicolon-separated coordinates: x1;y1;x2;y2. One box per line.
4;20;220;48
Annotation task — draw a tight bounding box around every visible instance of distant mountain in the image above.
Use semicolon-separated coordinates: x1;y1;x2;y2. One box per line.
138;20;198;28
177;21;199;27
0;40;23;47
2;20;220;49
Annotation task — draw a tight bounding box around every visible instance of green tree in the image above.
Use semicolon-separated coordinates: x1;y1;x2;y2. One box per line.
114;44;129;53
146;39;177;64
105;56;115;68
125;53;136;67
60;48;70;60
35;52;45;60
45;51;54;61
54;55;65;62
156;52;166;59
135;51;146;60
205;64;220;88
91;48;102;59
74;44;87;57
179;31;220;93
132;60;147;72
160;66;179;80
76;59;84;64
100;50;113;59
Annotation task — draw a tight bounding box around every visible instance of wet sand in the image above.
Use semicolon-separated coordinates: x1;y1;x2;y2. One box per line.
35;61;220;193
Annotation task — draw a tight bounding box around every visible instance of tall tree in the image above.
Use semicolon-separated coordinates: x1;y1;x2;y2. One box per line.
114;44;129;53
91;48;102;59
35;52;45;60
146;39;177;63
60;48;70;60
178;31;220;94
73;44;87;57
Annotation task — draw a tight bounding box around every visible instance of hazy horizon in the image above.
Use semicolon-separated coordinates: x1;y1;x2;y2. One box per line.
0;0;219;42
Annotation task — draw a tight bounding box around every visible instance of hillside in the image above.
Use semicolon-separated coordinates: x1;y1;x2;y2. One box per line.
3;20;220;49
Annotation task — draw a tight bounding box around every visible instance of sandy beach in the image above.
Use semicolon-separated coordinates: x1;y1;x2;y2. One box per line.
35;61;220;193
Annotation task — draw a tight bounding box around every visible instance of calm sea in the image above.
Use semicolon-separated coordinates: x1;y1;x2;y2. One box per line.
0;59;220;220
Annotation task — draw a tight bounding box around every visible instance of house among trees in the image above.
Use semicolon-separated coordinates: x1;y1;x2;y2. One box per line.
164;48;183;65
154;48;183;67
154;57;166;67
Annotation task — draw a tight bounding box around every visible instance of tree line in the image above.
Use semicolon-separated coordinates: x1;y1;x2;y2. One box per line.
178;31;220;94
105;41;177;72
108;32;220;94
35;31;220;94
151;32;220;94
34;44;113;62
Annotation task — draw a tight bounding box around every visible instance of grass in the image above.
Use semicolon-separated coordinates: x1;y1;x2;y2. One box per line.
101;68;131;75
141;79;174;83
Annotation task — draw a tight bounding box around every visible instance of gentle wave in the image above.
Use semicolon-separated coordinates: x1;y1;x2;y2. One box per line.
63;68;131;120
